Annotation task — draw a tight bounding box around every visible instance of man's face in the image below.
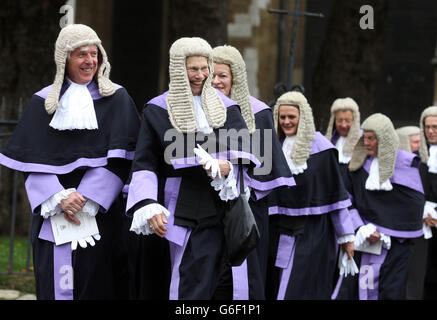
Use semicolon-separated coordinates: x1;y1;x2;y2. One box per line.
186;56;209;96
409;134;420;152
425;116;437;145
334;110;354;137
363;131;378;157
278;105;300;137
66;45;98;85
211;63;233;96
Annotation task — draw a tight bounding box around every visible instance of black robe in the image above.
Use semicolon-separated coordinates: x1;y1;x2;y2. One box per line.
126;90;262;300
0;80;141;299
334;150;424;300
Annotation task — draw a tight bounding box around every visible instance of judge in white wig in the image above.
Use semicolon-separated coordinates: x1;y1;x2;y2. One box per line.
333;113;425;300
211;45;294;300
396;126;420;154
0;24;141;300
266;91;356;300
325;97;361;165
125;37;261;300
396;125;427;299
417;106;437;299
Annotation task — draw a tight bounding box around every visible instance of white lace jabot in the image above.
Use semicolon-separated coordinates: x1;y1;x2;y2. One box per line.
282;135;308;175
193;95;213;134
49;78;98;131
428;145;437;173
365;157;393;191
335;136;352;164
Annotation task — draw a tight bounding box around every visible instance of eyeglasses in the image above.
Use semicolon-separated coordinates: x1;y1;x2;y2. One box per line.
335;119;353;125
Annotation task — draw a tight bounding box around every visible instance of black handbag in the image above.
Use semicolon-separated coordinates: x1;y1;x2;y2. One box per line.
223;164;260;266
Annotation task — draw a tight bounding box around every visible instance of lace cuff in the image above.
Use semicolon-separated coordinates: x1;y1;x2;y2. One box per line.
288;160;307;175
379;233;391;250
354;223;377;248
130;203;170;235
40;188;76;219
210;161;239;201
82;198;100;217
337;234;355;245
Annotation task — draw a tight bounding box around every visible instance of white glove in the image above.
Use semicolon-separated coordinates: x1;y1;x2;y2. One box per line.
354;223;377;249
193;144;221;179
71;234;101;251
379;233;391;250
423;201;437;239
338;248;359;277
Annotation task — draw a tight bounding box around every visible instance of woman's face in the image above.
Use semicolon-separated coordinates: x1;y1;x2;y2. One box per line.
211;63;233;96
279;105;300;137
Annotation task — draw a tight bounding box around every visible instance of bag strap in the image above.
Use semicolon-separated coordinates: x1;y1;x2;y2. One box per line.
238;163;245;193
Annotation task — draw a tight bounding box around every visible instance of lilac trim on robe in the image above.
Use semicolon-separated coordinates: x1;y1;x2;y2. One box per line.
248;176;296;191
25;173;64;213
35;81;123;101
165;177;192;300
0;150;133;174
168;230;192;300
330;208;355;237
170;150;262;169
275;234;296;300
216;89;239;108
164;177;190;247
232;260;249;300
251;189;271;201
268;199;351;216
147;91;169;109
310;132;336;155
76;167;123;212
362;218;423;238
39;218;73;300
358;249;388;300
126;170;158;212
362;150;424;194
331;275;344;300
349;208;365;231
107;149;135;160
250;96;270;115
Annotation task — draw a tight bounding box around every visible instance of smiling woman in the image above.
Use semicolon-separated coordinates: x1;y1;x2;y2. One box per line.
278;104;300;138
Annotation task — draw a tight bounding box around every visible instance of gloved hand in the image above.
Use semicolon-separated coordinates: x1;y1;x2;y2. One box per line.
354;223;377;249
338;249;359;277
193;144;221;179
71;234;101;251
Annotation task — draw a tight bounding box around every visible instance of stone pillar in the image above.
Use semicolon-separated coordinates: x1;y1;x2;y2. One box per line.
227;0;307;103
75;0;113;58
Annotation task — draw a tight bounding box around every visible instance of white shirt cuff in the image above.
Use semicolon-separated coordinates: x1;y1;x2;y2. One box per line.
337;234;355;245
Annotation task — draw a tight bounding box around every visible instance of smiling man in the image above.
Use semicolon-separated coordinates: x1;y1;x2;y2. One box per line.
126;37;260;300
0;24;141;300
